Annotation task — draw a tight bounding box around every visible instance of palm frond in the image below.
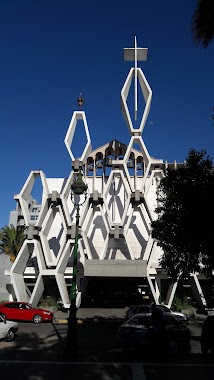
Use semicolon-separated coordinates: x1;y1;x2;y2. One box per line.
192;0;214;48
0;224;26;260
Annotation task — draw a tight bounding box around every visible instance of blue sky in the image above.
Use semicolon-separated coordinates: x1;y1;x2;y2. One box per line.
0;0;214;227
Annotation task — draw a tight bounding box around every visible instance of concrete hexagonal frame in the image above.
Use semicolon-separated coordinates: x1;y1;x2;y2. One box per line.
103;169;131;228
64;111;92;162
15;171;50;227
121;68;152;135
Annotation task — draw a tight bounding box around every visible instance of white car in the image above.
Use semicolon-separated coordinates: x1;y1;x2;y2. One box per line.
157;304;189;323
126;304;189;323
0;314;18;341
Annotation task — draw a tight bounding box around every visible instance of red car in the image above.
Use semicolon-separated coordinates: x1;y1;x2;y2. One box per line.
0;302;54;324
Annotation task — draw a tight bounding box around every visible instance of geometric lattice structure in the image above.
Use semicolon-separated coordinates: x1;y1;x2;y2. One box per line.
64;111;92;163
4;37;207;310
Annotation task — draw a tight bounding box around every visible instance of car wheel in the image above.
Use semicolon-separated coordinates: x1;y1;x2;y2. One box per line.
201;343;208;354
4;329;15;342
33;314;42;324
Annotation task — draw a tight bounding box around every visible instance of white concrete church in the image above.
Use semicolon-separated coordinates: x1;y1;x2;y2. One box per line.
1;37;207;310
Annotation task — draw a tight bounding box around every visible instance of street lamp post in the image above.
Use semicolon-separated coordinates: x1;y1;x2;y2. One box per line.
64;170;88;360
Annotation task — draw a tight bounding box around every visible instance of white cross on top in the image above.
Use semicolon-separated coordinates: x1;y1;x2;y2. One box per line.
124;36;148;121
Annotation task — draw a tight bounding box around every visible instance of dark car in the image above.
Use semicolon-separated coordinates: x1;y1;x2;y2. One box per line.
126;304;189;323
0;302;53;324
117;313;191;353
126;305;152;320
200;313;214;354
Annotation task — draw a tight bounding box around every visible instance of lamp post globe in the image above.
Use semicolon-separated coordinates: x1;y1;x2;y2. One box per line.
64;170;88;359
71;171;88;196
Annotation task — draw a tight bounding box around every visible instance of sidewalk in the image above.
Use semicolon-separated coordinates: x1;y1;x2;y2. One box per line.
53;310;68;324
53;308;127;324
192;313;206;323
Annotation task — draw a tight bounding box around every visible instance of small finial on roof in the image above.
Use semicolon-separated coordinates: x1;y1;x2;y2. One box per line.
77;93;84;107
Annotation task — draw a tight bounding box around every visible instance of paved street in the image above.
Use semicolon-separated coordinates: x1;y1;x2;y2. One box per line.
0;308;213;379
0;317;205;362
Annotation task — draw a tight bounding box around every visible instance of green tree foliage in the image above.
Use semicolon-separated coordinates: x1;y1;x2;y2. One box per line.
0;224;26;262
192;0;214;48
192;1;214;125
151;149;214;282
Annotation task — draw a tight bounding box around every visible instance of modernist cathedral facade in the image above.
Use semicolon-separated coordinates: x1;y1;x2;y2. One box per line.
2;38;207;309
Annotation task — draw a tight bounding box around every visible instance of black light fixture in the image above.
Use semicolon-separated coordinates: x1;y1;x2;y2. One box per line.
71;171;88;196
64;170;88;360
77;94;84;107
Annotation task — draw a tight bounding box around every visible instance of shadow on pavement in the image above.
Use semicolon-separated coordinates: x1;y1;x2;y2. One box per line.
0;316;212;365
0;316;123;362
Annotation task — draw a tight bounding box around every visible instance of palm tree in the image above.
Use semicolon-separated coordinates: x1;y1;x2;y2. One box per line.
192;0;214;48
0;225;26;262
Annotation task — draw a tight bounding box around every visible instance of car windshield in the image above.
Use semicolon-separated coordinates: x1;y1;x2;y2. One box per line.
128;315;150;326
28;304;37;309
138;306;151;313
157;305;170;313
162;314;178;324
22;304;36;310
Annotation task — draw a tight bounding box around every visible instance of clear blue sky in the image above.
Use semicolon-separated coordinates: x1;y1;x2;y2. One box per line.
0;0;214;227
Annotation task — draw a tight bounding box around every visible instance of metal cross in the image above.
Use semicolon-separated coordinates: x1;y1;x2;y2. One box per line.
124;36;148;121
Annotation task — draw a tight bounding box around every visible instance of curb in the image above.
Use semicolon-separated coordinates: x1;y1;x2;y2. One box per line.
53;317;85;324
53;318;68;324
54;319;68;324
